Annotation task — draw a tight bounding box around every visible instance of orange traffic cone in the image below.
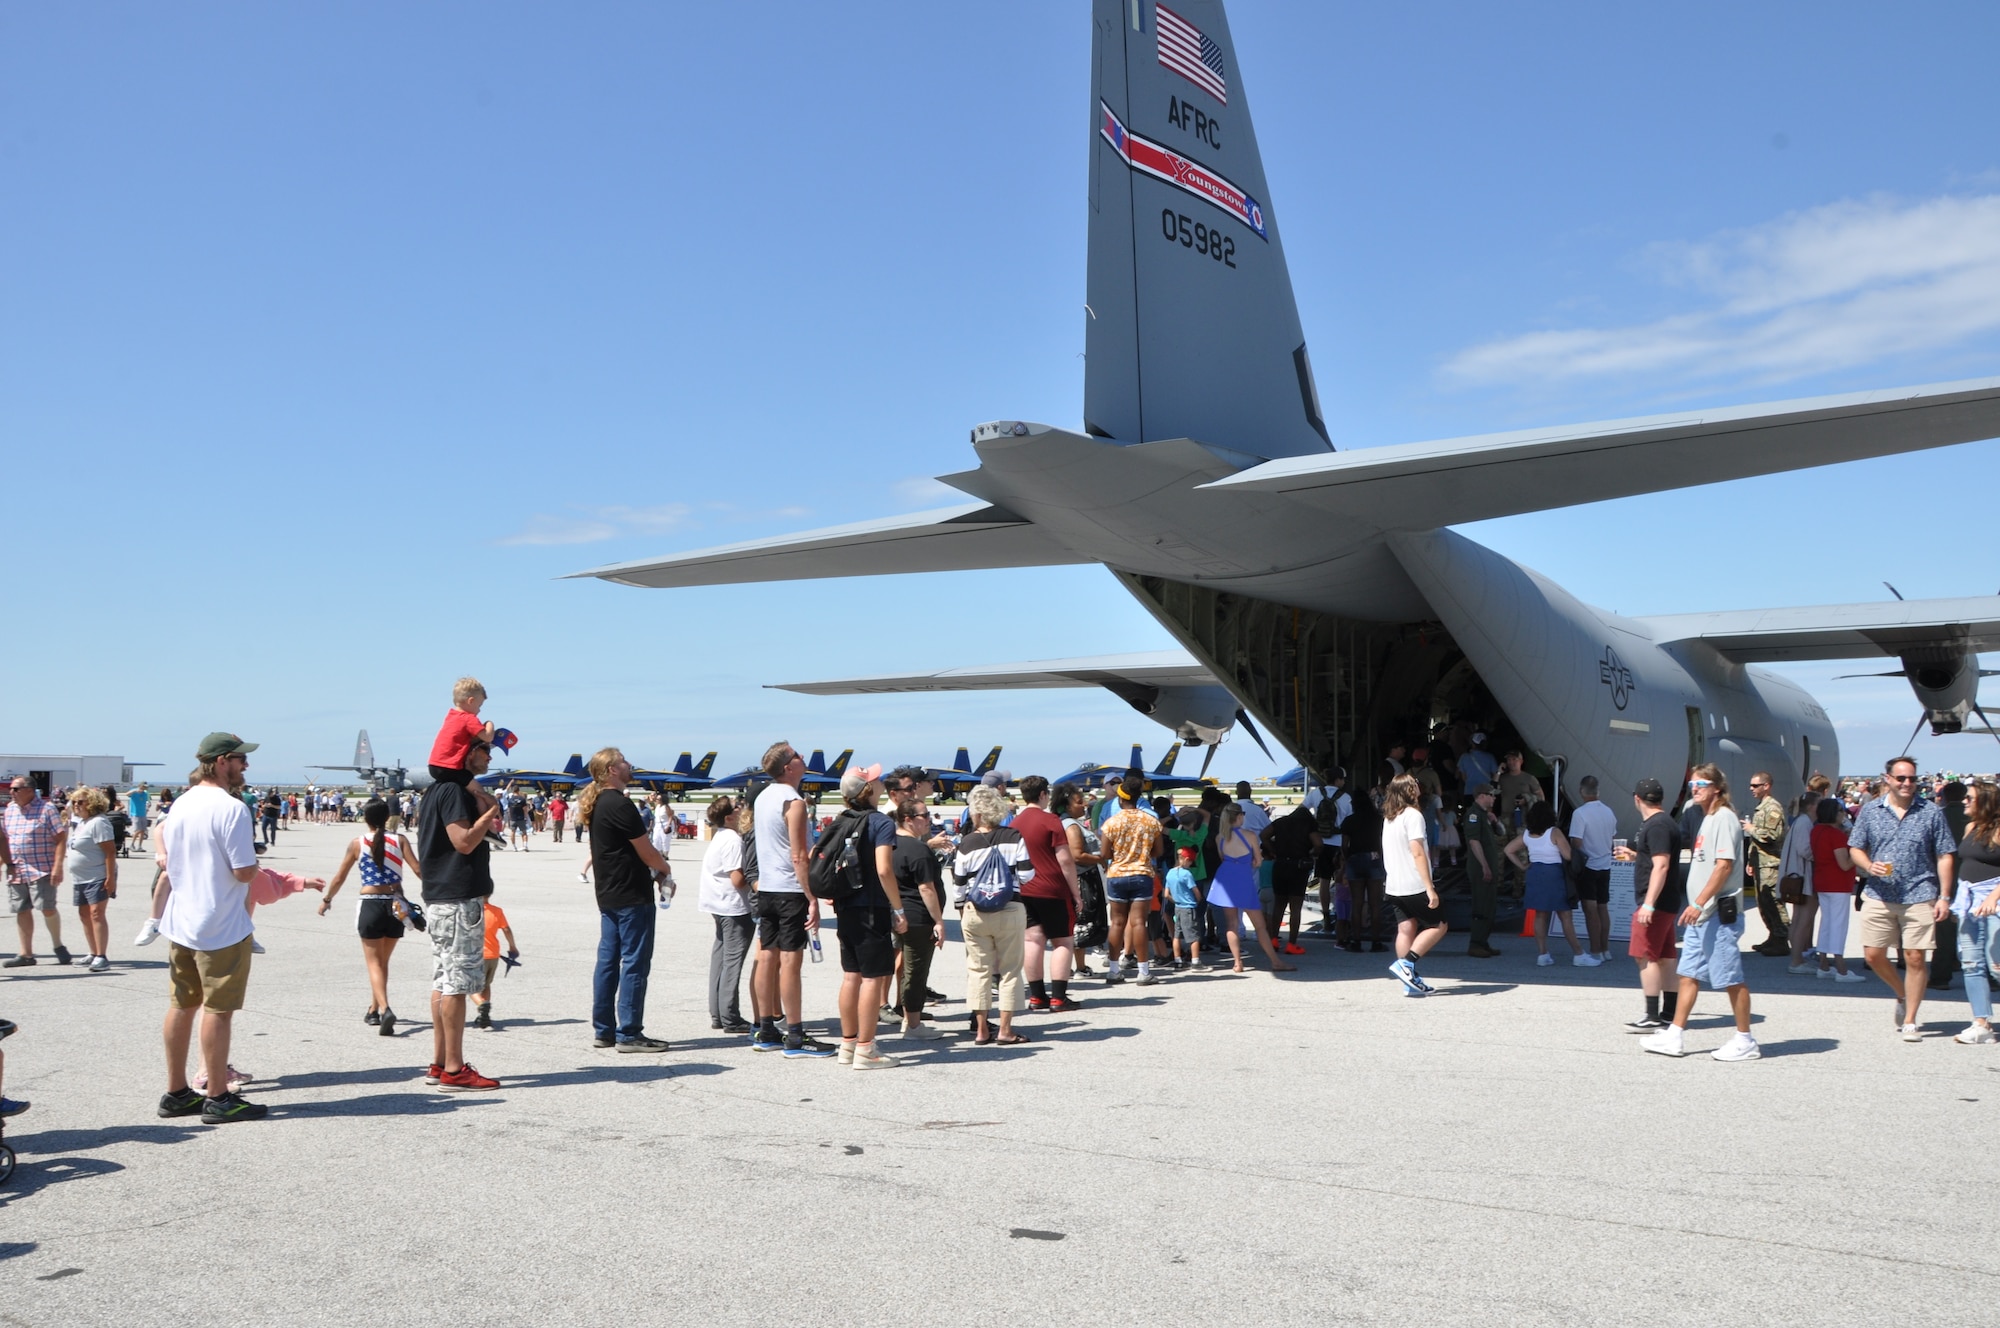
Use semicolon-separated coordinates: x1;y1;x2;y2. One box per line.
1521;908;1538;937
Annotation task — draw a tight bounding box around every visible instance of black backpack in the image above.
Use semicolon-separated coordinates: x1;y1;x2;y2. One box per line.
807;809;871;903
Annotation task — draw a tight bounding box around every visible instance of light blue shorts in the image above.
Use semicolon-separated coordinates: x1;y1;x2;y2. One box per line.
1678;912;1746;990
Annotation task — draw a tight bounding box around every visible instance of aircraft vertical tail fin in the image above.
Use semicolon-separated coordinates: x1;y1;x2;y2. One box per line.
694;752;717;778
974;745;1002;776
671;752;694;775
354;730;374;770
826;749;853;778
562;753;585;777
1086;0;1329;457
806;750;826;775
951;746;972;774
1154;741;1183;775
1127;743;1145;771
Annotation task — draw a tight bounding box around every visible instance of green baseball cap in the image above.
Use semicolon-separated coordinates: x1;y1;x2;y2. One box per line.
196;732;259;759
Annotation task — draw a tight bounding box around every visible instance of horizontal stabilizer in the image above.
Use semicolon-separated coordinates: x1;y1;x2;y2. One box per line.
1637;595;2000;663
770;650;1217;696
1205;377;2000;528
568;503;1084;589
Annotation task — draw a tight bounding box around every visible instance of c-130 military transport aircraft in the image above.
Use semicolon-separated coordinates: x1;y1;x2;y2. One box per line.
575;0;2000;829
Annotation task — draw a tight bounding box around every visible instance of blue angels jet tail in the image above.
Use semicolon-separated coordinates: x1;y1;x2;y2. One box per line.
693;751;717;778
561;753;585;777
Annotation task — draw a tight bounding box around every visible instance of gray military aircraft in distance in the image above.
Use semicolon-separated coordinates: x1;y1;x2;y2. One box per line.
307;730;433;794
572;0;2000;832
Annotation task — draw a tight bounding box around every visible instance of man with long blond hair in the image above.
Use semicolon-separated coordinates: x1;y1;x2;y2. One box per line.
578;747;675;1053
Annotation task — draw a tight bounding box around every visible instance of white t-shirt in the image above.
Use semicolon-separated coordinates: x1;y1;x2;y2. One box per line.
1569;800;1617;871
1526;828;1564;864
753;782;804;894
66;815;114;884
1687;807;1744;920
1236;798;1271;836
157;783;258;951
1381;807;1430;897
700;828;749;916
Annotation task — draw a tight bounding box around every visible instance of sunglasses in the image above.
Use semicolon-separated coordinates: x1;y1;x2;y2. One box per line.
1688;779;1713;789
1887;774;1919;784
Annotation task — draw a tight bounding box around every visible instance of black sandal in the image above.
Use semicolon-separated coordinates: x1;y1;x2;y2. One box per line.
994;1032;1030;1046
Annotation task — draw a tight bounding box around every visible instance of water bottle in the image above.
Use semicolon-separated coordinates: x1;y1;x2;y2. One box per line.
809;933;824;963
657;878;676;910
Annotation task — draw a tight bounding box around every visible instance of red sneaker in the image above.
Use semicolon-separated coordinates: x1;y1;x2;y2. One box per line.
423;1063;442;1085
1047;996;1081;1013
437;1063;499;1093
1025;996;1050;1012
1282;943;1307;956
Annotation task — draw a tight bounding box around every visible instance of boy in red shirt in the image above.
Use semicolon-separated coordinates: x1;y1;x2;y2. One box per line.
427;677;496;783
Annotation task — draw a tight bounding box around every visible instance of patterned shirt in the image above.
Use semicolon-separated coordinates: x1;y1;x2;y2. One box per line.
1848;797;1955;905
1100;804;1164;879
3;797;66;880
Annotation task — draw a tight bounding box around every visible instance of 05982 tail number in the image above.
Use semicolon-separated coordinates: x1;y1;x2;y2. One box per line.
1161;208;1236;268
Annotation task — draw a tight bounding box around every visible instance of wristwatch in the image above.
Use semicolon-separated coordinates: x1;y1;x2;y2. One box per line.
892;908;906;918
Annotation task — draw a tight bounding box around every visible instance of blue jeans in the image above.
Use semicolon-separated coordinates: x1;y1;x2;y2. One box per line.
1957;911;2000;1021
593;904;657;1041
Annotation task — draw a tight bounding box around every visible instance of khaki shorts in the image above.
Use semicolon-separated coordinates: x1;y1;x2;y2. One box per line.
428;899;486;996
7;876;56;913
1858;896;1938;951
168;937;254;1012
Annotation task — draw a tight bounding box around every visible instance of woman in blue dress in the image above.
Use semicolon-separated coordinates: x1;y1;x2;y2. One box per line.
1504;801;1586;967
1207;806;1295;974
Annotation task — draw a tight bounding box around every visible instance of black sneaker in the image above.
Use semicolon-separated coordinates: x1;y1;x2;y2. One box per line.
592;1035;615;1049
379;1009;397;1037
157;1087;205;1118
720;1020;756;1035
1626;1014;1669;1030
616;1035;671;1053
200;1091;268;1123
783;1034;837;1059
750;1027;784;1052
364;1008;381;1026
52;944;73;966
925;988;949;1004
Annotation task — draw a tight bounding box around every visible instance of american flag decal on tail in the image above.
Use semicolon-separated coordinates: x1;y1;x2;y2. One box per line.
1156;4;1226;105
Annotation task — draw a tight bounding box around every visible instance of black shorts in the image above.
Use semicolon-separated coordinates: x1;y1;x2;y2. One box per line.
357;897;406;940
1020;893;1076;940
832;904;896;978
1574;867;1611;904
753;891;810;952
1388;892;1446;928
1272;860;1311;898
1314;845;1341;880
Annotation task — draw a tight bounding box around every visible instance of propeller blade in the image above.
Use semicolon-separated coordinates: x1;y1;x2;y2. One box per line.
1899;710;1928;758
1974;703;2000;753
1234;708;1275;763
1883;581;1905;601
1832;670;1906;680
1198;743;1218;779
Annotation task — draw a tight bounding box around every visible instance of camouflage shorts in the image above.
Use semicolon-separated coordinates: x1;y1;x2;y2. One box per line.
428;899;486;995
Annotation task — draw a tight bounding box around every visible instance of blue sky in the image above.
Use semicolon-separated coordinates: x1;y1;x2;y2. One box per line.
6;2;1999;783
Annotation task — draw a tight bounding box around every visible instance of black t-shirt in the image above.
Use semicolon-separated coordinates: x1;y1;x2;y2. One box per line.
417;780;493;904
1958;828;2000;885
833;810;899;913
1342;799;1383;854
891;835;942;928
1267;811;1316;863
588;788;653;913
1633;810;1685;912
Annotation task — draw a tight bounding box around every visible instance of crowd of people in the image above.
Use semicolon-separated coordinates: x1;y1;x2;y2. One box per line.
2;673;1996;1121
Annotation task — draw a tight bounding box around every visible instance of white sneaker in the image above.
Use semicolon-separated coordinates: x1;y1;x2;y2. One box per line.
1787;963;1815;975
133;918;161;947
1901;1023;1923;1043
88;955;110;973
1712;1033;1762;1062
1597;951;1616;964
900;1022;946;1040
852;1044;900;1069
1816;966;1835;980
578;871;590;883
1572;953;1604;968
250;936;266;955
1834;969;1866;983
1954;1024;1996;1045
1640;1027;1686;1057
1536;953;1554;967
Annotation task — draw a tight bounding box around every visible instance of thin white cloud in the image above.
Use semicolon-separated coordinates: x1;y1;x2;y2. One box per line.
1442;193;2000;388
893;475;959;507
499;503;691;546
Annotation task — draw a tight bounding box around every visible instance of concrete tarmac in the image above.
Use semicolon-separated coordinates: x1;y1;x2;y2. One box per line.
2;821;1995;1326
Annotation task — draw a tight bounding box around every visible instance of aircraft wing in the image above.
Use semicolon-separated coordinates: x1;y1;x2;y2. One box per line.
1204;376;2000;528
1635;595;2000;663
566;503;1085;588
770;650;1219;696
